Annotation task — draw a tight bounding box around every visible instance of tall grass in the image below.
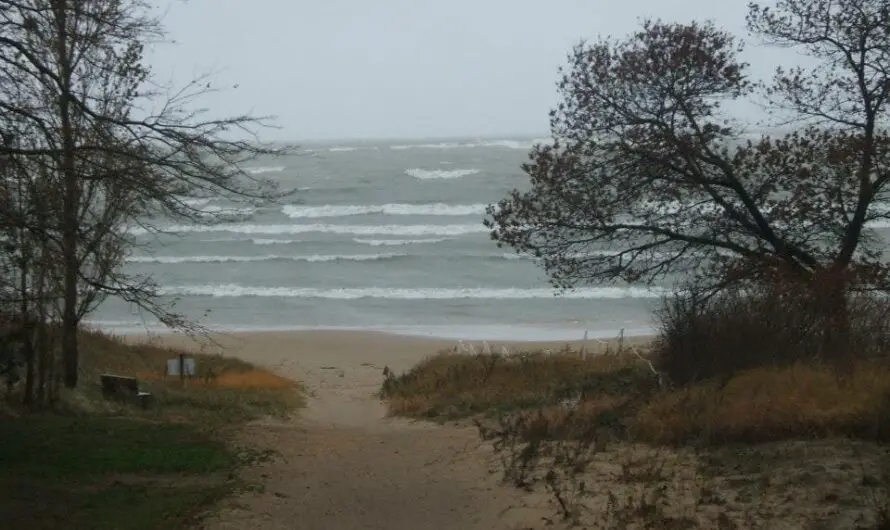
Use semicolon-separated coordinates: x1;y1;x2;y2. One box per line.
380;349;659;419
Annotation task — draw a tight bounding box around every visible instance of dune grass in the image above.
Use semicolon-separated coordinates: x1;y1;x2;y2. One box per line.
634;360;890;445
380;349;659;420
380;347;890;527
0;329;302;530
380;347;890;446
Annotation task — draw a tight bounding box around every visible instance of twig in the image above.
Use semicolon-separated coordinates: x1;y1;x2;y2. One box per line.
629;345;665;387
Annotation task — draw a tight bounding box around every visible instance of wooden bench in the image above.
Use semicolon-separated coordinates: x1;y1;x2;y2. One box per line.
99;374;153;409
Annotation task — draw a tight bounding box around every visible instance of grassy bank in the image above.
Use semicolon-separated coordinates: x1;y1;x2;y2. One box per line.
380;349;657;422
77;330;303;424
0;330;302;530
380;347;890;444
380;347;890;528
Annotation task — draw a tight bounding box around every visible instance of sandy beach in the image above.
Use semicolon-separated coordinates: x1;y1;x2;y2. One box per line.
129;329;651;530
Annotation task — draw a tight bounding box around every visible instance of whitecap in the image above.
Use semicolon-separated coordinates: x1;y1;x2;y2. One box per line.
404;168;481;180
246;166;286;175
281;203;487;218
126;253;406;264
129;223;488;237
157;285;669;300
251;238;302;245
352;238;452;246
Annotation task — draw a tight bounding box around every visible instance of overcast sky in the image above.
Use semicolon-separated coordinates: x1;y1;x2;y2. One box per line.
148;0;791;142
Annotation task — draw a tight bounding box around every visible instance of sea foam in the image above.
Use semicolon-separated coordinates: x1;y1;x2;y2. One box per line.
281;203;487;218
156;285;667;299
246;166;286;175
126;253;406;264
129;223;488;237
352;238;452;246
404;168;481;180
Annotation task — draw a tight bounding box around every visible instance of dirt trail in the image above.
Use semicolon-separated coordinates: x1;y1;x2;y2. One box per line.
197;334;548;530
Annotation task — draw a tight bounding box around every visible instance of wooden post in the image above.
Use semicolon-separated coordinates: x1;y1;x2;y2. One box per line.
179;354;185;383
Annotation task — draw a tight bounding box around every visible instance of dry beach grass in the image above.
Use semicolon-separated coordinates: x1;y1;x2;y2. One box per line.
380;342;890;529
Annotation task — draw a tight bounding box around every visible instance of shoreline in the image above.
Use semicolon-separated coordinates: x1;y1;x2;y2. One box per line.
120;328;656;376
90;321;655;343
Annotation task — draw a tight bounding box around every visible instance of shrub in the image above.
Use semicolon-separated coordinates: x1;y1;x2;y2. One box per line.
653;282;890;387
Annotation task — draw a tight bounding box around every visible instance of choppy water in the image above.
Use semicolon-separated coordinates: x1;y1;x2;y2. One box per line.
88;137;666;339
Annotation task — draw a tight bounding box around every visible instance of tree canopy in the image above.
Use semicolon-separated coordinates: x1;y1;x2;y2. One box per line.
486;0;890;294
0;0;292;393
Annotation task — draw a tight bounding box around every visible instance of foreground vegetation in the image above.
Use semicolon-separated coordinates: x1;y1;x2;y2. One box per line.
0;330;302;530
382;352;890;528
380;288;890;529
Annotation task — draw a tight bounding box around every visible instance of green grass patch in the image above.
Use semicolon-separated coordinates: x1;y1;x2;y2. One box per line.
0;416;234;479
1;480;232;530
0;415;240;530
69;483;231;530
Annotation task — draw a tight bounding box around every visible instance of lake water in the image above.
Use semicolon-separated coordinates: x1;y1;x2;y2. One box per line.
87;137;668;340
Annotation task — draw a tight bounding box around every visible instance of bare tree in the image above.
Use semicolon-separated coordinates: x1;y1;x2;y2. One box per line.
487;1;890;298
0;0;293;388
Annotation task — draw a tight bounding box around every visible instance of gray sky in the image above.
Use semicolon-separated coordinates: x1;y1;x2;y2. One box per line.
148;0;789;142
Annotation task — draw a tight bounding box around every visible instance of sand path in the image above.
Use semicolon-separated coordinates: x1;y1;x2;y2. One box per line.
170;331;557;530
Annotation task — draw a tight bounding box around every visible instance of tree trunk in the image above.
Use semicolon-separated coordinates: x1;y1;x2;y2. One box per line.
36;322;47;406
35;263;49;406
54;0;80;389
22;327;35;407
19;239;34;406
816;269;853;375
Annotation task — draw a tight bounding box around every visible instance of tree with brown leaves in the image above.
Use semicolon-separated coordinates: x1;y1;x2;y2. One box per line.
488;1;890;296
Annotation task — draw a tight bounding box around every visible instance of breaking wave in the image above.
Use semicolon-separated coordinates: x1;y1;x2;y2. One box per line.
246;166;286;175
281;203;487;218
156;285;667;299
194;205;257;222
352;238;452;246
129;223;488;237
126;253;406;264
404;168;481;180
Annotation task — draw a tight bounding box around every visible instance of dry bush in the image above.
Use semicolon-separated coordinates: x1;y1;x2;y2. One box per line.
476;408;609;524
381;349;658;419
634;360;890;445
477;409;712;529
654;284;890;387
479;407;890;529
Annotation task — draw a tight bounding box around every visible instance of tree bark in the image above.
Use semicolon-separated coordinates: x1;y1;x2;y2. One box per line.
53;0;80;388
815;269;853;375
